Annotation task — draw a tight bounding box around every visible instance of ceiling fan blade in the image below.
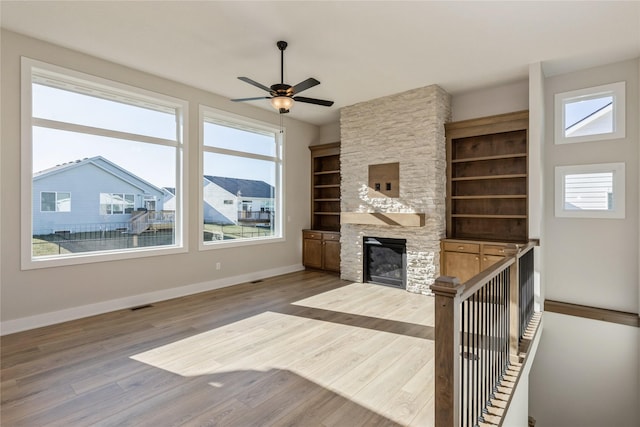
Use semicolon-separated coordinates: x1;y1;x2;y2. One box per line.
293;96;334;107
238;77;272;93
230;96;271;102
291;78;320;95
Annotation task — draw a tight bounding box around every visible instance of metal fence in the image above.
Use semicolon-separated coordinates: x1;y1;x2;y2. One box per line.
32;222;175;256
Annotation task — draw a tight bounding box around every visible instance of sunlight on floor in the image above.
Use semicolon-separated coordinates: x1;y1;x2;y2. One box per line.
130;282;435;426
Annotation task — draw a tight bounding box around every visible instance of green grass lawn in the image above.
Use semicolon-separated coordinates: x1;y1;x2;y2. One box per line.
32;238;72;256
203;223;274;240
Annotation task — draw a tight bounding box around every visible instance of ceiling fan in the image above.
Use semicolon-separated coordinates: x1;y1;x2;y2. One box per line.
231;41;334;114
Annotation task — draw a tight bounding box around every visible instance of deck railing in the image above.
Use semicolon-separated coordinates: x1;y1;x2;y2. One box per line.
431;242;537;427
237;210;273;221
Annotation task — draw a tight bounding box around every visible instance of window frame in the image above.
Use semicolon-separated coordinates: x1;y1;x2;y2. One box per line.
555;162;625;219
100;193;136;215
21;57;189;270
198;105;284;251
40;191;71;212
554;81;626;144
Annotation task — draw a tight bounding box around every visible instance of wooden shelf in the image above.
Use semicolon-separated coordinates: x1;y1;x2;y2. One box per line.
314;184;340;189
313;212;340;216
452;195;527;200
451;214;528;219
315;198;340;202
446;111;529;243
452;153;527;163
451;174;527;182
314;170;340;175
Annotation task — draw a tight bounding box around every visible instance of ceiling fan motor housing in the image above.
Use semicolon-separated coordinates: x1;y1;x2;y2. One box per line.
271;83;293;96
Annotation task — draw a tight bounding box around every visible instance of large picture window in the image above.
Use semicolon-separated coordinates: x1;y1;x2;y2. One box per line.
200;107;282;247
22;58;187;268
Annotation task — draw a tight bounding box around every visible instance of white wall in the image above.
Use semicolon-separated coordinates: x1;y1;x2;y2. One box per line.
450;79;529;122
530;58;640;427
531;313;639;427
0;30;319;333
318;121;341;145
540;59;638;312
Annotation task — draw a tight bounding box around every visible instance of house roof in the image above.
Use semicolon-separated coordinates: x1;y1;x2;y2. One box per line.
33;156;166;196
204;175;274;199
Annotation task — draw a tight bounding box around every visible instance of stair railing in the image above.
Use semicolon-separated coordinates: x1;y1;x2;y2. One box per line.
431;241;537;427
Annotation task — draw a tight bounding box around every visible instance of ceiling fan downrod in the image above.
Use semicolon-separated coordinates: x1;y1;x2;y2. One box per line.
277;40;287;85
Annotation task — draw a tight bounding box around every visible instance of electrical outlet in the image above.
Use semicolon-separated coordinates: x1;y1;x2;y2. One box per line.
216;262;221;270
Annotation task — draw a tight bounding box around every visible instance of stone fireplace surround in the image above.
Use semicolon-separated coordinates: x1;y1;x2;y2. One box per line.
339;85;451;295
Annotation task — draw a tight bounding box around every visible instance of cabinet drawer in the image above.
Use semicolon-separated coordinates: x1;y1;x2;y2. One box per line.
443;242;480;254
303;231;322;240
323;232;340;241
484;244;508;256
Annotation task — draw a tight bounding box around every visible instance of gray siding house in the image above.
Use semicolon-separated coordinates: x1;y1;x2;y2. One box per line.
203;175;274;225
32;156;167;235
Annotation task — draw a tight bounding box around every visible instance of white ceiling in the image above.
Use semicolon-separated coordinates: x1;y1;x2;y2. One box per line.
2;1;639;126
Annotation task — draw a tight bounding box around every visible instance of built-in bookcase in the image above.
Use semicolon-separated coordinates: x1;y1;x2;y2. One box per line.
310;142;341;231
445;111;529;242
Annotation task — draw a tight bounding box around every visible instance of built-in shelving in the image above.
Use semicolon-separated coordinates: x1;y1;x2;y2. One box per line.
445;110;529;243
304;142;341;273
310;142;341;232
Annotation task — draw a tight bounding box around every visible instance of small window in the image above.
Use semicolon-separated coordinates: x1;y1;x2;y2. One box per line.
555;82;625;144
100;193;135;215
555;163;625;218
41;191;71;212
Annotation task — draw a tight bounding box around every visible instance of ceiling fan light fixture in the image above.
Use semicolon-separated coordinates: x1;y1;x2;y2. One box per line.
271;95;294;111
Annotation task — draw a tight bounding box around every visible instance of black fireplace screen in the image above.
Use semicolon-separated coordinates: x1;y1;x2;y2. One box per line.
363;237;407;288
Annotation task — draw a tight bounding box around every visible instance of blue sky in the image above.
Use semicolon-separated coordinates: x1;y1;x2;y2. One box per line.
32;84;277;188
564;96;612;129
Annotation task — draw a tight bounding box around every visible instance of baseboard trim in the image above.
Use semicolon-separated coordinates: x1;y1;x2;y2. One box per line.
0;264;305;336
544;299;639;328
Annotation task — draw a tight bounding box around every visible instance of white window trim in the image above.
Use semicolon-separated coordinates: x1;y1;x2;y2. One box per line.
555;162;625;219
554;81;626;144
21;57;189;270
198;105;284;251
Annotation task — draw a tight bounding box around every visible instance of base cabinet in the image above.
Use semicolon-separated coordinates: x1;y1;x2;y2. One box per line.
303;230;340;272
441;239;517;283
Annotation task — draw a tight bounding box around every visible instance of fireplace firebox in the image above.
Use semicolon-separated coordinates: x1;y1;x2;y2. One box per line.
363;237;407;289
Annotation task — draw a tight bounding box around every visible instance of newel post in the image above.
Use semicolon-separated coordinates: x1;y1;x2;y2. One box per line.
431;276;465;427
505;245;520;363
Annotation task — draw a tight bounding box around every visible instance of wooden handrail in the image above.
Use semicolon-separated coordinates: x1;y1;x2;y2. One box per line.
459;256;515;301
545;300;639;328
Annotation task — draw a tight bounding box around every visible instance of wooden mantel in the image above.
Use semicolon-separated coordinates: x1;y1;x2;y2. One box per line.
340;212;426;227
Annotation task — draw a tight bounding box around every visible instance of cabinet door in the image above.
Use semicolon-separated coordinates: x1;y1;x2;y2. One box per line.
482;255;505;270
323;239;341;272
303;238;323;269
443;251;480;283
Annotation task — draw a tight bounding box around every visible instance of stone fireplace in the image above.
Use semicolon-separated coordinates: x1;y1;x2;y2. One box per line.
340;85;450;295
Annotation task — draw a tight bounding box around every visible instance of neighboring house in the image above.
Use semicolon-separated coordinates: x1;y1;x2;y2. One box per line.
203;175;274;225
162;187;176;211
32;156;167;235
565;102;613;138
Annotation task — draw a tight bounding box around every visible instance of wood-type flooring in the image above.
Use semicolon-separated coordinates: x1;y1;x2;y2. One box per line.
1;270;435;426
